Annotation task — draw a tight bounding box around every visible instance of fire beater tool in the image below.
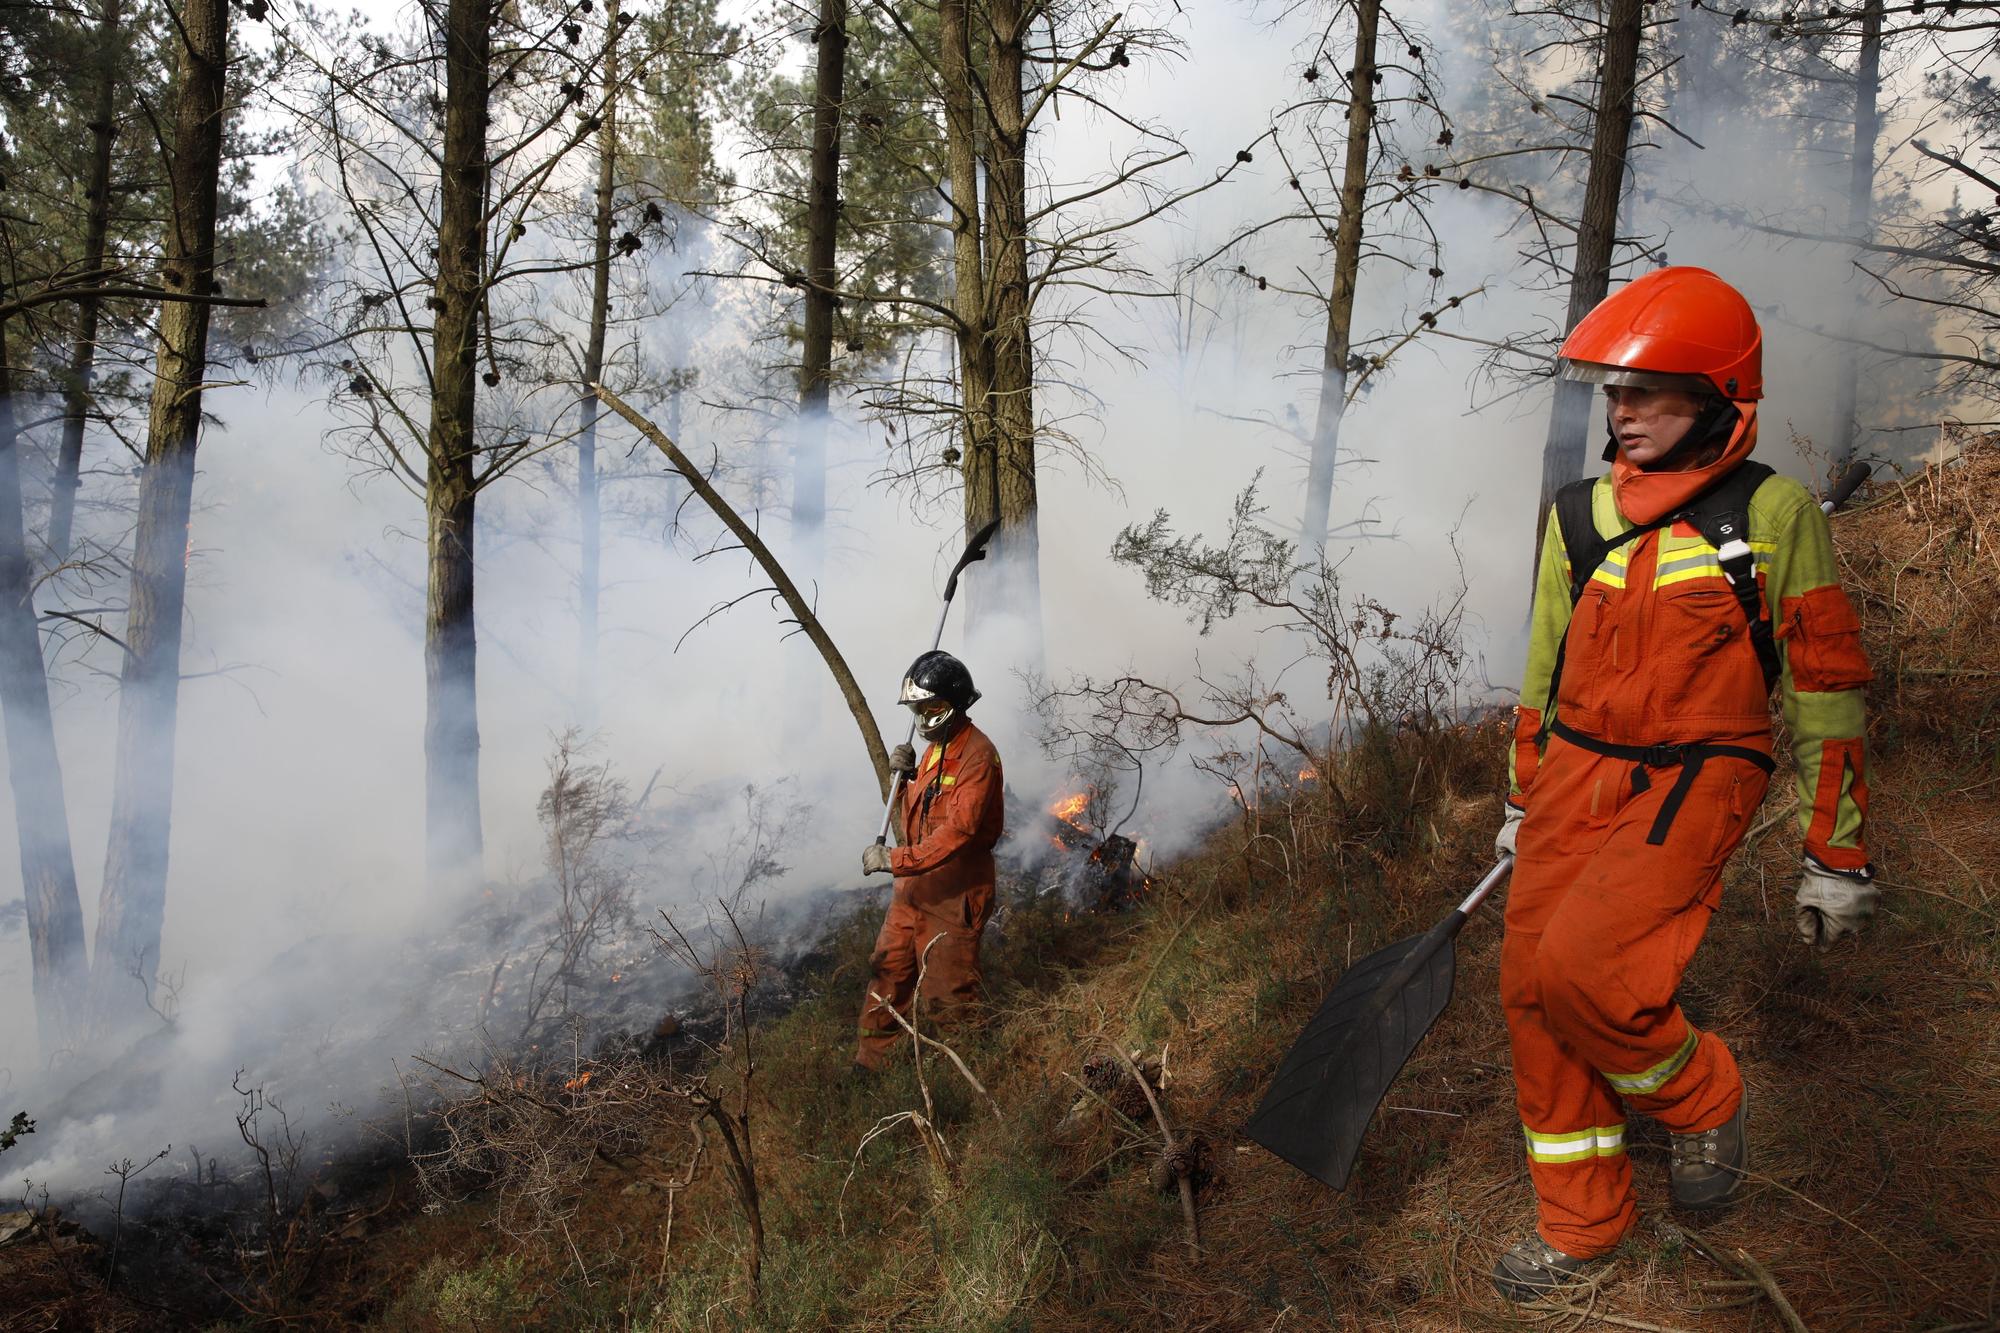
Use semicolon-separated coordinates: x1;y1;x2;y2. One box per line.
1243;458;1874;1190
875;520;1002;848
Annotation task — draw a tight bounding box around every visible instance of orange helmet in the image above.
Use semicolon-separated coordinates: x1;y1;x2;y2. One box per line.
1559;266;1762;401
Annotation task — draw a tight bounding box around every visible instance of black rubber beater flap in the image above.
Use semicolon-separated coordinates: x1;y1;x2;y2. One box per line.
1241;916;1461;1191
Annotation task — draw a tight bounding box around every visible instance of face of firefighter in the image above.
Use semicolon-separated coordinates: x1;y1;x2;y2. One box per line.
1603;384;1705;468
908;697;958;740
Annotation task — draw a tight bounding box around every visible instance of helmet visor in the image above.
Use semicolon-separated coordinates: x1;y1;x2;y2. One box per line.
1561;360;1716;397
906;697;955;730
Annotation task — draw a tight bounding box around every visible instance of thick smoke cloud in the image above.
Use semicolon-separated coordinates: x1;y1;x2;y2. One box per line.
0;0;1946;1202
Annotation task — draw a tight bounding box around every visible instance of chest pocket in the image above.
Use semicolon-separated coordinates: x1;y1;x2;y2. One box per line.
1555;583;1619;721
1655;582;1766;720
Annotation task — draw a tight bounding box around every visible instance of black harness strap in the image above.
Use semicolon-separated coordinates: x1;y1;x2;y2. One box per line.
1535;461;1781;843
1538;461;1778;748
1549;719;1775;845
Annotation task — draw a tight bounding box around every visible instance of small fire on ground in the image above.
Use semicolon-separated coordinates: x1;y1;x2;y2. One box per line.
1035;786;1155;913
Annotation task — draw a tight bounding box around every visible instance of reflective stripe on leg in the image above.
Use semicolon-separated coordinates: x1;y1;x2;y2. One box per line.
1523;1123;1628;1162
1600;1027;1698;1096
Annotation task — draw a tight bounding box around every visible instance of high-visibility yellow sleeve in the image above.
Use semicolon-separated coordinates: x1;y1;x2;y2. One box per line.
1766;494;1872;871
1510;508;1575;809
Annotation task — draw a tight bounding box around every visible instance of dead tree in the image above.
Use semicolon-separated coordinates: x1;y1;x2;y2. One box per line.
90;0;232;1030
1829;0;1885;467
575;0;624;727
794;0;848;577
830;0;1237;653
653;902;767;1295
1202;0;1456;556
0;315;88;1048
1298;0;1384;558
420;0;494;888
47;0;125;566
281;0;614;889
1533;0;1645;554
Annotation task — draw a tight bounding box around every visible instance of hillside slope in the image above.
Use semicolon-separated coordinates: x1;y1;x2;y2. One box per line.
9;445;1996;1332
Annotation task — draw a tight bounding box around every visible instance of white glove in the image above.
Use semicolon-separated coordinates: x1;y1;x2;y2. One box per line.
1495;803;1526;858
1795;858;1877;946
862;843;893;876
889;743;917;776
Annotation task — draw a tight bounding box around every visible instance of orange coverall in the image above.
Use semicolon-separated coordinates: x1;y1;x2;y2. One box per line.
854;719;1006;1070
1506;409;1872;1255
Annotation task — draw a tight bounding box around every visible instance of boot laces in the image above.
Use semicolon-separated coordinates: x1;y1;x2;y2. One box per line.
1672;1125;1721;1168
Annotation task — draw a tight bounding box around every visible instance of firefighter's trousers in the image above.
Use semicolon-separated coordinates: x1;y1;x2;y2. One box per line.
854;886;992;1071
1502;734;1768;1256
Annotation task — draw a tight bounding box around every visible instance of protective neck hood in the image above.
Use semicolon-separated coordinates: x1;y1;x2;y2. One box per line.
1608;401;1758;525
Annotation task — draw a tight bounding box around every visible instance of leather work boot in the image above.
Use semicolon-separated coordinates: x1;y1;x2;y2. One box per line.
1490;1235;1607;1303
1670;1088;1748;1211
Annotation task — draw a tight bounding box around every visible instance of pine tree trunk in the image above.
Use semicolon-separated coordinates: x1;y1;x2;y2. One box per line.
978;0;1040;652
576;0;620;728
1533;0;1644;555
795;0;846;574
90;0;229;1029
424;0;490;887
0;320;88;1049
941;0;997;544
1830;0;1882;469
1300;0;1382;556
49;0;123;566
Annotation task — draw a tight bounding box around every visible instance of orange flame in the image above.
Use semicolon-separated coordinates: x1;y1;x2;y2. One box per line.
1049;792;1089;824
563;1071;594;1092
1299;766;1319;782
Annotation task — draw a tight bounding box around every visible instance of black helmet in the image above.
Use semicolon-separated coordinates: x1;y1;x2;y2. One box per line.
900;650;980;738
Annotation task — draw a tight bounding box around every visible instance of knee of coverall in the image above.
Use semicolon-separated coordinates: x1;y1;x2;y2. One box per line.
915;890;991;1016
1532;892;1681;1046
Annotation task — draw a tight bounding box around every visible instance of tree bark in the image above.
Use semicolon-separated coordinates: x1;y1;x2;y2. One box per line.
49;0;124;566
576;0;621;728
976;0;1041;654
90;0;230;1029
941;0;997;552
1830;0;1882;469
0;319;89;1050
424;0;491;888
1299;0;1382;556
1533;0;1644;556
795;0;846;575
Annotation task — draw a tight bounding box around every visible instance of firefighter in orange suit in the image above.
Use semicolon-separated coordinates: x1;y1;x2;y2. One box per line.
1491;267;1876;1300
854;650;1006;1072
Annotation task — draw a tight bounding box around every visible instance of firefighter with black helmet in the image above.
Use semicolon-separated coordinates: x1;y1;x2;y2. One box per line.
853;650;1006;1071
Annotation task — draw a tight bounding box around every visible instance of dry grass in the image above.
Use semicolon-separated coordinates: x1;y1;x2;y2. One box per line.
332;436;1993;1331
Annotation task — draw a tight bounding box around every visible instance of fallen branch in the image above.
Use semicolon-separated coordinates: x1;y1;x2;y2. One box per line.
864;936;1001;1120
590;383;891;800
1682;1233;1808;1333
1102;1041;1200;1256
1729;1247;1810;1333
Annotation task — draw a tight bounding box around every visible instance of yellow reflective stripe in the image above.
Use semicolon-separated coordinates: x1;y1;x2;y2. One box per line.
1589;568;1627;589
1522;1123;1627;1162
1601;1029;1698;1095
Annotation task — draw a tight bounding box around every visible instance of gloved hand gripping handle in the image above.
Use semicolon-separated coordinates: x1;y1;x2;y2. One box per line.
874;520;1002;847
